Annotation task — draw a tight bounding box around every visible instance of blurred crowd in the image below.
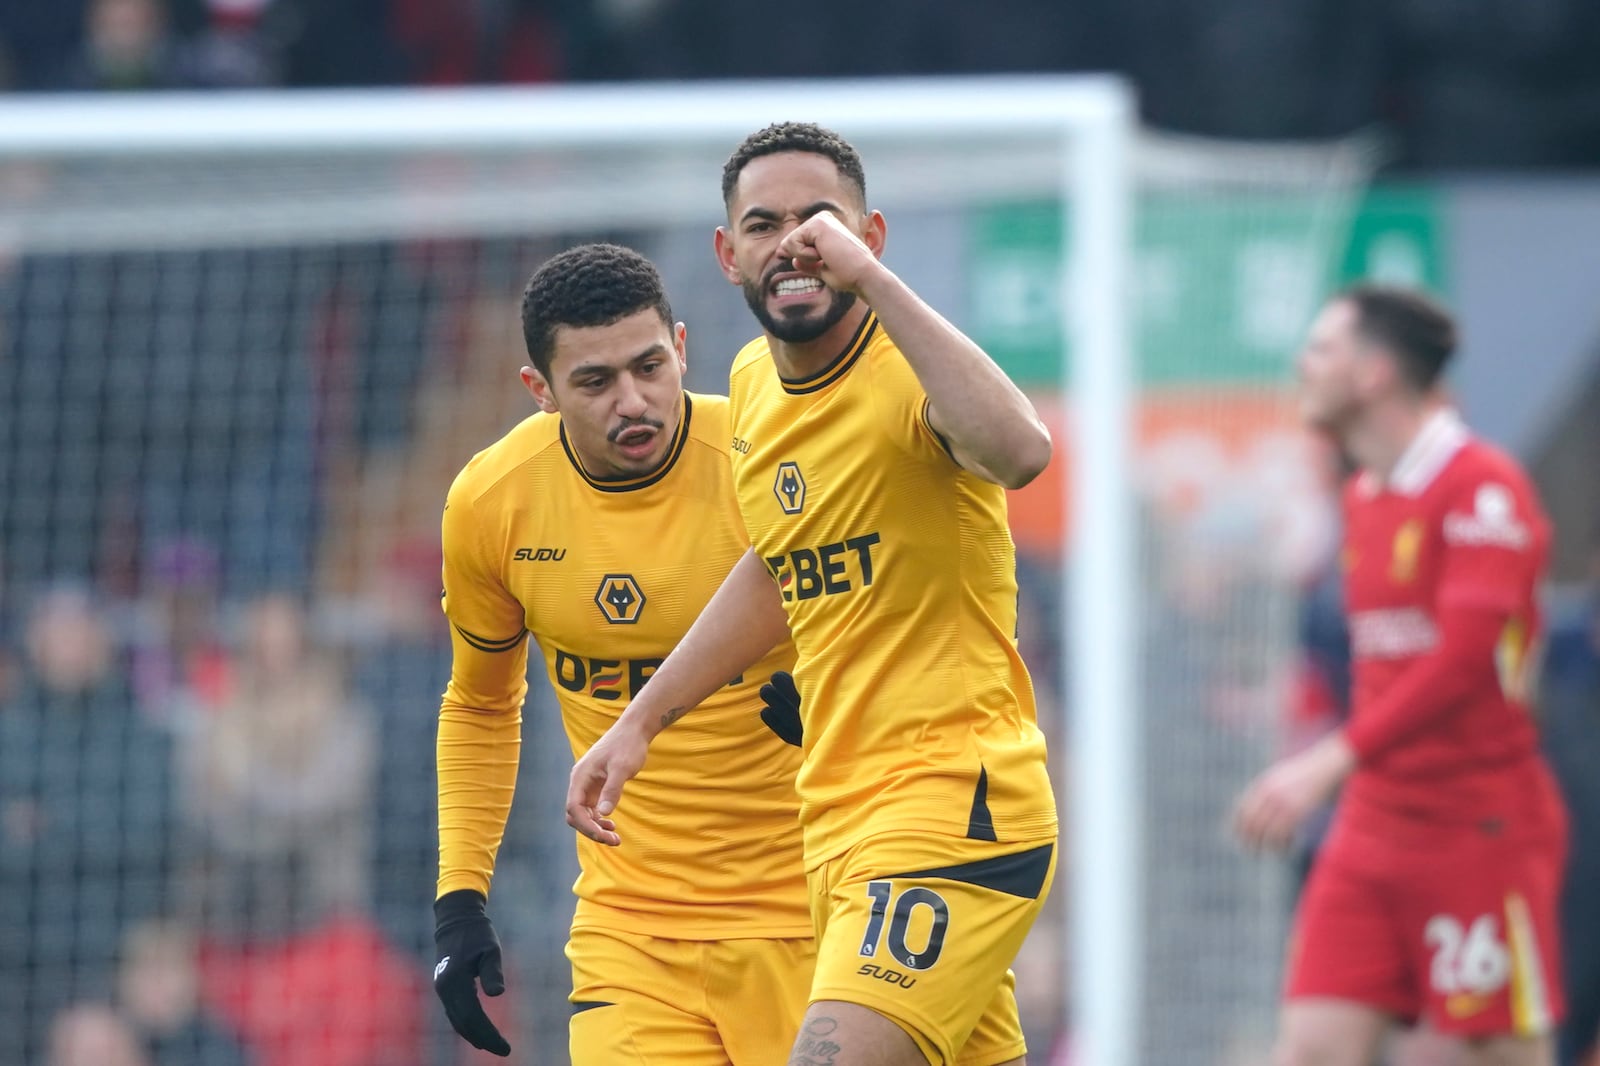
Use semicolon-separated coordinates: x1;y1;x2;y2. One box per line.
0;564;596;1065
4;0;1600;167
0;575;475;1066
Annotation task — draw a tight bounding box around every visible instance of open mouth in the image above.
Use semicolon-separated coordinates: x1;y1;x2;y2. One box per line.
613;425;658;457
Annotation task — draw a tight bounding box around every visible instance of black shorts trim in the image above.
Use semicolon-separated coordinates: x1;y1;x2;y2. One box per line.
887;842;1054;900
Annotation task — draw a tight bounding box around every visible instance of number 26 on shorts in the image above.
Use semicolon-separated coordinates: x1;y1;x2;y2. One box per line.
1425;913;1511;996
859;881;951;971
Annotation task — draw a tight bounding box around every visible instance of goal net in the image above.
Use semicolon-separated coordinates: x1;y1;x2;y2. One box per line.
0;79;1376;1065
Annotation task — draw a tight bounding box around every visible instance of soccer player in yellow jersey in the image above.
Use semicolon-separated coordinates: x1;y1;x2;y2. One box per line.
567;126;1060;1066
434;242;814;1063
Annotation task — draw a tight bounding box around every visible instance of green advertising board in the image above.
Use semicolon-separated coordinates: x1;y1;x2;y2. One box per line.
968;185;1447;387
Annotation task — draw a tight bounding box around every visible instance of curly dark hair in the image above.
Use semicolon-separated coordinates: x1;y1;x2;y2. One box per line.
1338;282;1458;392
721;122;867;208
520;243;674;378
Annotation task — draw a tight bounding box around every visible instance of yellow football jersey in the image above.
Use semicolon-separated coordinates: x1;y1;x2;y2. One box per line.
437;392;809;939
728;313;1058;867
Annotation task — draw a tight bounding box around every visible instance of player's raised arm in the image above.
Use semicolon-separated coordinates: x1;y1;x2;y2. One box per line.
776;212;1051;489
565;547;789;844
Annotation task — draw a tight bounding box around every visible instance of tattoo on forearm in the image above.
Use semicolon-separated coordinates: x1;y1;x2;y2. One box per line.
788;1017;842;1065
659;706;685;729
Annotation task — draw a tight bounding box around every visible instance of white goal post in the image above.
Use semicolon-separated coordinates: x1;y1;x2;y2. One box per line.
0;76;1160;1066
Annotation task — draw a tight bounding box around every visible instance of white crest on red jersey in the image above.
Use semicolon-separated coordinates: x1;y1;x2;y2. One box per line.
1443;481;1531;549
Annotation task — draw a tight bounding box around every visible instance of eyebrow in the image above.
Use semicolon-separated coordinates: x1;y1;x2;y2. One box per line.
738;200;847;225
565;342;669;384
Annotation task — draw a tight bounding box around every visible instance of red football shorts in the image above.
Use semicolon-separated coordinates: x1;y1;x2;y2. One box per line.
1285;812;1566;1037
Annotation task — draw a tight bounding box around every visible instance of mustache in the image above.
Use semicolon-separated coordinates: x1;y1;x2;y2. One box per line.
607;417;666;443
762;260;800;290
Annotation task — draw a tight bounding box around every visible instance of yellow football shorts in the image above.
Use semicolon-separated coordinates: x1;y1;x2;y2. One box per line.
806;832;1058;1066
567;926;815;1065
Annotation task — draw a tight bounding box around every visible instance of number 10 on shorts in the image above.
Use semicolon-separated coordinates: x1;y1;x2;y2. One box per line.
858;881;951;971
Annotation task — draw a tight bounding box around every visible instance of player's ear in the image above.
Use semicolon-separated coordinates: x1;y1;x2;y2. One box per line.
713;227;742;286
673;321;688;373
1354;344;1393;398
863;210;887;260
521;365;560;414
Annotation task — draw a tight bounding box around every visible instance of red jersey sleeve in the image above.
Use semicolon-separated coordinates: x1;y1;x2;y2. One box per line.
1342;608;1503;762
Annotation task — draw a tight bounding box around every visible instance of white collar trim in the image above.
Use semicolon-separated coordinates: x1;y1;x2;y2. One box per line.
1388;408;1468;496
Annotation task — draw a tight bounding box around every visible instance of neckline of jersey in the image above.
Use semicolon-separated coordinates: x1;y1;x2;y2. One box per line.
558;392;694;494
777;312;878;395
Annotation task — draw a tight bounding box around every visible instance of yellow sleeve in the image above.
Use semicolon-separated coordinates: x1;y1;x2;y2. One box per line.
868;345;957;467
436;474;529;899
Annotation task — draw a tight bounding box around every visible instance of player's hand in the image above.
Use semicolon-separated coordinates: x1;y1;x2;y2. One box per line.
565;717;650;846
1233;733;1355;853
776;212;882;296
433;889;510;1057
759;670;803;747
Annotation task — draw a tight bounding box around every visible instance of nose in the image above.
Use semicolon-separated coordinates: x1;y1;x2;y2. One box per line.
614;372;648;419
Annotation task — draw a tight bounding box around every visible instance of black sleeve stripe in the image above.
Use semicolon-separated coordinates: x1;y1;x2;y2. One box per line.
453;624;527;654
920;397;958;463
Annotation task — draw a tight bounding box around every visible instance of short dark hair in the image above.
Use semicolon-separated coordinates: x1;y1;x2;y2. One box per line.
721;122;867;208
1338;282;1458;391
520;243;673;378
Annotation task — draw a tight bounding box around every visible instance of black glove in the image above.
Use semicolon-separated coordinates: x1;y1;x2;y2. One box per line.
759;670;803;747
433;889;510;1057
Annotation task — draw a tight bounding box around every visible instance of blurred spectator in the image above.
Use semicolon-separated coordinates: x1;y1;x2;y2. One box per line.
176;0;278;88
0;584;176;1066
179;591;373;938
47;1005;152;1066
118;920;252;1066
40;920;252;1066
57;0;279;90
177;591;423;1066
389;0;561;84
196;915;426;1066
130;537;233;725
56;0;187;91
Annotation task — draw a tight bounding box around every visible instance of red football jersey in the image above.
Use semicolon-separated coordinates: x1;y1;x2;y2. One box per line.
1338;409;1563;833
